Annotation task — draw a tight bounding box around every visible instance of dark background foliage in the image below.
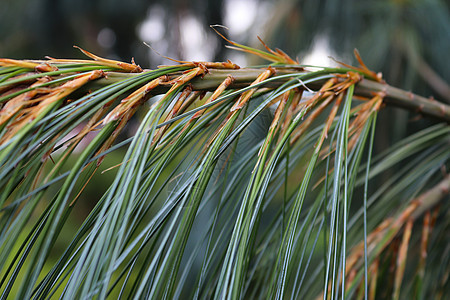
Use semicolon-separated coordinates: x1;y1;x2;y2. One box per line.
2;0;449;96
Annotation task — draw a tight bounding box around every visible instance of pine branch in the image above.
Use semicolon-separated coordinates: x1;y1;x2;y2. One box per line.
0;47;448;299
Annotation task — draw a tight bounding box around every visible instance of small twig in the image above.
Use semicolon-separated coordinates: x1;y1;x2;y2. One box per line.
393;218;413;300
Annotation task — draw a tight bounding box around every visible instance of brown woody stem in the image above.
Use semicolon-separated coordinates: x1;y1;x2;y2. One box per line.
187;69;450;122
90;68;450;122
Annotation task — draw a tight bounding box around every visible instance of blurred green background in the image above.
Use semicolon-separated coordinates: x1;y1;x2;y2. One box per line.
2;0;449;96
